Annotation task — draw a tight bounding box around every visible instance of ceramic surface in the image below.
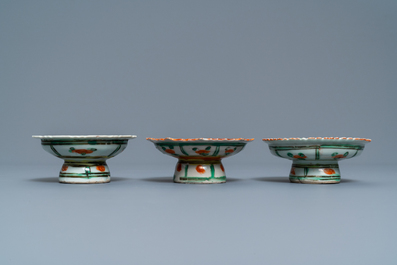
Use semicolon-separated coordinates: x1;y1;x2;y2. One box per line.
263;137;371;184
33;135;137;184
147;138;254;184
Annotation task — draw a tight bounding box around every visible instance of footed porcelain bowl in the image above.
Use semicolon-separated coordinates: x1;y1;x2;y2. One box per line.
147;138;254;184
33;135;136;184
263;137;371;184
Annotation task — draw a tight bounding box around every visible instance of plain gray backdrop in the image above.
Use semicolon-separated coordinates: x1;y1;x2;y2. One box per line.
1;1;396;264
1;0;396;166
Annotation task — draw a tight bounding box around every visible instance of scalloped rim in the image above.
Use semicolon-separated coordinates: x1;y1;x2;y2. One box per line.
262;137;371;142
32;135;137;140
146;137;254;142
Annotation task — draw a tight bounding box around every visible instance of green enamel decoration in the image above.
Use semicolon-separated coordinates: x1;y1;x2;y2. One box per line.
351;150;359;158
180;146;189;156
287;153;293;157
210;164;215;178
50;145;62;156
61;172;109;178
274;150;283;158
108;145;121;157
212;146;220;156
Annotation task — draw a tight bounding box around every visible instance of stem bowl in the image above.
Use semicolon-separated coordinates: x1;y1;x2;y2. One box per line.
263;137;371;184
147;138;254;184
33;135;136;184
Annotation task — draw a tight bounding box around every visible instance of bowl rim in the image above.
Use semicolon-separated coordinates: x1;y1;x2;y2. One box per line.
146;137;254;143
32;135;137;140
262;137;371;142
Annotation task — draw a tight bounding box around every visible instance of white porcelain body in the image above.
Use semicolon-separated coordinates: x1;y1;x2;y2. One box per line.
147;138;254;184
33;135;136;184
263;137;371;184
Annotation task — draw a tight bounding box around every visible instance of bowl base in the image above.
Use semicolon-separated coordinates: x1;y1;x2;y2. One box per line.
59;162;111;184
289;177;340;184
289;163;341;184
174;178;226;184
59;176;110;184
173;161;226;184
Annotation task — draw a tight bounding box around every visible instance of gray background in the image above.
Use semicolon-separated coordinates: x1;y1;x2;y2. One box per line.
1;1;396;264
1;0;396;166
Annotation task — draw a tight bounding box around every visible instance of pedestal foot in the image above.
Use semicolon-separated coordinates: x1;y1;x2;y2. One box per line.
173;161;226;184
289;164;340;184
59;162;110;184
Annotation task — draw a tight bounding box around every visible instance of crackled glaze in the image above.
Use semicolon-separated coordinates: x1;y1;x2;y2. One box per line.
147;137;253;184
263;137;371;184
33;135;136;184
